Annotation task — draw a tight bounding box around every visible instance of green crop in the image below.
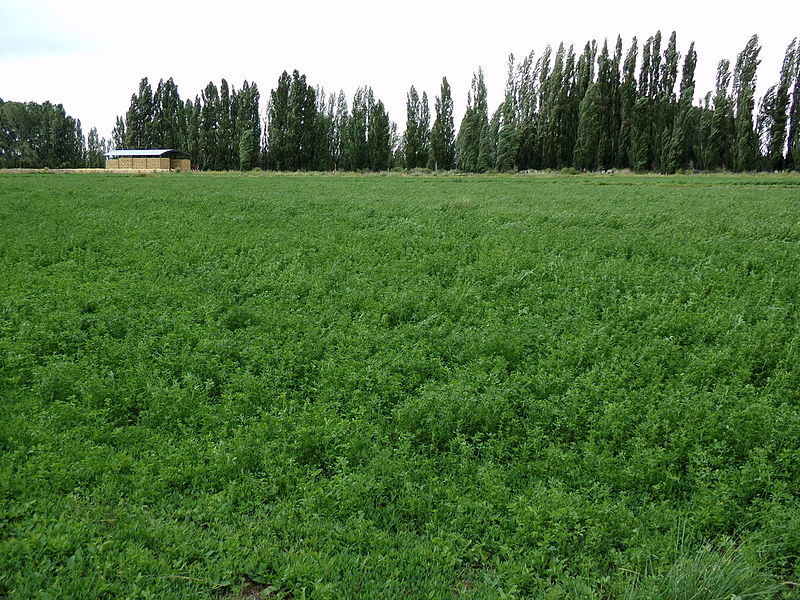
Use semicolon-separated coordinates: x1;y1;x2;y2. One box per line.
1;172;799;599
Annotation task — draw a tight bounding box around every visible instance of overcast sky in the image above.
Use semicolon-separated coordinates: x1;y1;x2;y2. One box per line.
1;0;797;140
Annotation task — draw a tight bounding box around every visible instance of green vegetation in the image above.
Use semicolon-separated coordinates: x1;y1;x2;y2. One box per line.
4;33;800;173
1;172;799;599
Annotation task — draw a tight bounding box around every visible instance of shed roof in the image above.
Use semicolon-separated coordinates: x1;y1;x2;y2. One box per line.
105;149;189;158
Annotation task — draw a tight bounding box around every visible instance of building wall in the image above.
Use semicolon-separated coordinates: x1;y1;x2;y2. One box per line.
170;158;191;171
105;155;191;170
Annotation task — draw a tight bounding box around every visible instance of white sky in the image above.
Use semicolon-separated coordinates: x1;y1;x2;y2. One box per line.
1;0;797;140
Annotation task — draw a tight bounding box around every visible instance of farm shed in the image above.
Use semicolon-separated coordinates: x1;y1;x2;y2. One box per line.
104;149;191;171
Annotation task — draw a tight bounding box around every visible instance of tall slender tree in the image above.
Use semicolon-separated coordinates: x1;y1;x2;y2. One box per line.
666;41;697;173
617;37;638;168
496;54;520;171
788;42;800;171
710;60;735;170
762;39;797;170
457;69;489;172
732;35;761;171
429;77;455;170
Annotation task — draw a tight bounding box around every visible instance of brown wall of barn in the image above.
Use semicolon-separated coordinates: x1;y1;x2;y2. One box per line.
170;158;191;171
105;156;190;170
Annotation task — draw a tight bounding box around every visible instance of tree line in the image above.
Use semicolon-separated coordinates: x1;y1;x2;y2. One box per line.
0;99;97;169
2;32;799;172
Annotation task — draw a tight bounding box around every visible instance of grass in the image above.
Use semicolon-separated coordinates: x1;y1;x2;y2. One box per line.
1;171;799;599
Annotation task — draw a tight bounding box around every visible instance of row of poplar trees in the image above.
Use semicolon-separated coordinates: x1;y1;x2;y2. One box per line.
111;72;397;172
453;33;800;173
110;31;800;173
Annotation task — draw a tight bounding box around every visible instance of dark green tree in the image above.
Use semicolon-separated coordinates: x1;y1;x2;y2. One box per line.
87;127;105;168
496;54;520;171
219;79;235;170
332;91;348;170
762;39;796;170
732;35;761;171
367;94;392;171
239;128;255;171
0;101;85;168
186;97;200;167
343;87;369;170
789;42;800;170
456;69;489;172
429;77;455;170
666;41;697;173
200;81;221;170
617;37;638;167
111;116;126;150
514;51;541;170
124;78;154;149
710;60;735;170
403;86;423;168
235;81;261;170
152;78;184;149
573;82;604;170
267;71;291;170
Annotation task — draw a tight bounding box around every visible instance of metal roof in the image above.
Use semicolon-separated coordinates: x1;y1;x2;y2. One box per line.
104;149;186;158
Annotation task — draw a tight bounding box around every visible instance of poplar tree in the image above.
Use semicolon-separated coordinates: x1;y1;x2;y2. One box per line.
239;129;255;171
617;37;638;168
332;91;348;170
533;45;552;168
367;95;392;171
655;32;680;171
762;39;796;170
343;87;368;170
152;78;184;150
418;92;431;168
87;127;105;167
496;54;520;171
124;78;154;149
788;43;800;171
111;116;126;150
200;81;221;170
709;60;735;169
574;82;604;170
219;79;235;170
403;86;422;168
695;93;715;170
603;37;623;168
557;44;580;168
267;71;291;170
456;69;489;172
515;51;540;170
478;108;499;171
732;35;761;172
186;98;200;166
539;44;566;168
429;77;455;170
593;40;614;169
236;81;261;170
314;88;334;171
667;42;697;173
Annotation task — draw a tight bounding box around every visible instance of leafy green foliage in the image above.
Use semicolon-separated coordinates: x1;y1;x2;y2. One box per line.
0;99;86;168
2;171;800;599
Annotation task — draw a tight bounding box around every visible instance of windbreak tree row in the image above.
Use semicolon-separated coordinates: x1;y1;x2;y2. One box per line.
453;33;800;173
3;31;799;171
111;32;799;173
